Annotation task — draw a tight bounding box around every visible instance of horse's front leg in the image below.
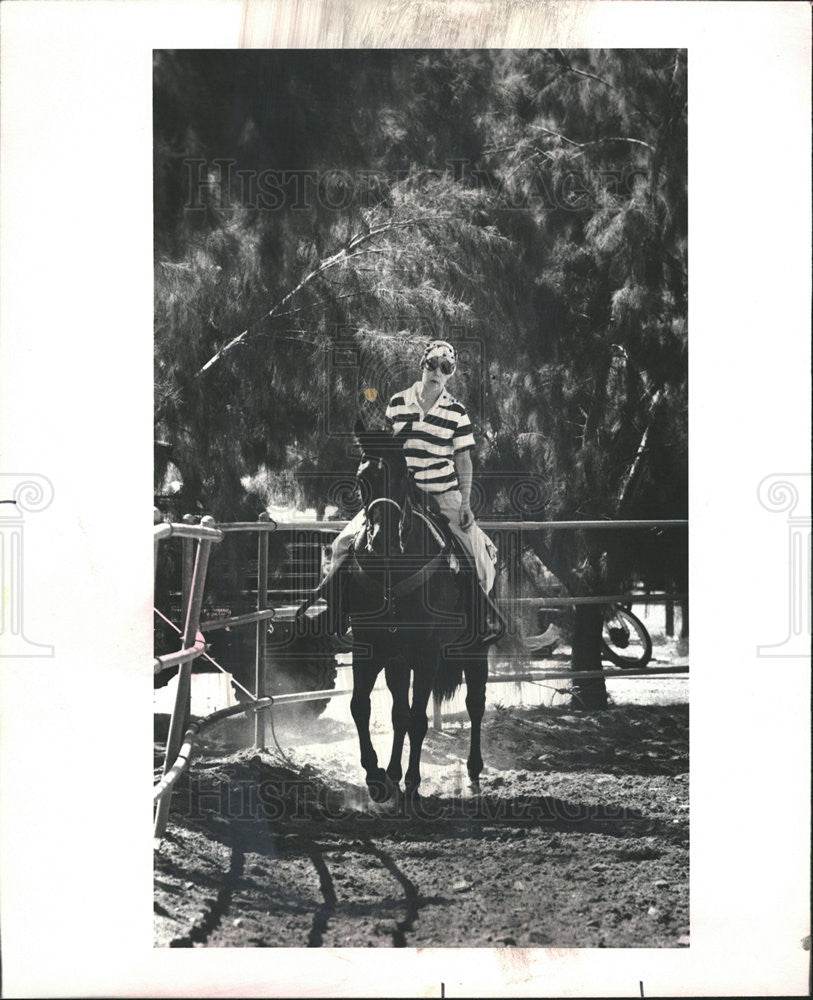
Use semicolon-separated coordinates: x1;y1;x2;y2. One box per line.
385;661;410;787
404;660;435;800
349;652;392;802
463;651;488;788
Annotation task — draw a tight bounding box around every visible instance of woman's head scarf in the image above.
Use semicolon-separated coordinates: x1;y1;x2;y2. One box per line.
420;340;457;370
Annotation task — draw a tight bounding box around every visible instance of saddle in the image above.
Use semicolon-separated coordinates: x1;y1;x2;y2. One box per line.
414;493;491;576
413;496;506;644
299;497;503;644
341;501;501;643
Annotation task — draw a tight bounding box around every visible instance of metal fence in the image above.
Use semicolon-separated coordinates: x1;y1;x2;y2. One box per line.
153;513;688;840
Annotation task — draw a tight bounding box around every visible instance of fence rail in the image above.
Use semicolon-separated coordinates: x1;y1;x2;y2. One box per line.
217;518;687;533
153;632;207;674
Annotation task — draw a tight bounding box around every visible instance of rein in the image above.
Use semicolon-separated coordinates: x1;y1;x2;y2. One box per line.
366;497;403;516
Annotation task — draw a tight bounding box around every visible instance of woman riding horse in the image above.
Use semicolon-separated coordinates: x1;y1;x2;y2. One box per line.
332;339;502;635
300;340;505;802
341;423;493;804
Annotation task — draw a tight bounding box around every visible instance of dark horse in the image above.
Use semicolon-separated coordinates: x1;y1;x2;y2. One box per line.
329;420;502;805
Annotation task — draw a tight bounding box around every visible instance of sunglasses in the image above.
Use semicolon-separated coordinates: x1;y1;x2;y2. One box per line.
423;358;455;375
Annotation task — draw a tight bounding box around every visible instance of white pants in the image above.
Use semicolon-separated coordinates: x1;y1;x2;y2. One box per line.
331;489;497;594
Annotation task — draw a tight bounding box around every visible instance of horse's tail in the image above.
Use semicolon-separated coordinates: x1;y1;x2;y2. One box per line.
432;658;463;702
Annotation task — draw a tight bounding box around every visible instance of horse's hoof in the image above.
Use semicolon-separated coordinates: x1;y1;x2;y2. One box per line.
468;778;481;794
403;786;424;815
367;771;394;803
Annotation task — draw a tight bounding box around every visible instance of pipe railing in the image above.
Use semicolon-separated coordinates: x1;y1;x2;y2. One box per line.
508;593;688;607
240;518;687;532
153;631;207;674
191;514;688;670
199;607;279;632
153;699;273;809
153;515;223;840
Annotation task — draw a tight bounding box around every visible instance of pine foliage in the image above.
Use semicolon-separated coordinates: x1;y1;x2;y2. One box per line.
154;49;687;591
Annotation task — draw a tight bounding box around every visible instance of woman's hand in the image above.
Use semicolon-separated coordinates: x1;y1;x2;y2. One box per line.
459;502;474;531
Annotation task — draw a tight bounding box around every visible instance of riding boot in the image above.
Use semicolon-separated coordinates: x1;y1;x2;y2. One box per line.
476;584;506;644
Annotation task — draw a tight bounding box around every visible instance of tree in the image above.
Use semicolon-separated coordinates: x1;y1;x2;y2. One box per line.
154;50;687;707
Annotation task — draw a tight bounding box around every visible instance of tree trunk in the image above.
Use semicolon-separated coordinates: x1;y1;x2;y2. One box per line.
680;599;689;639
570;603;608;710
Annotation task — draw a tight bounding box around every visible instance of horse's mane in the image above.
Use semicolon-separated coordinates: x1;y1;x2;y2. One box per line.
355;423;409;461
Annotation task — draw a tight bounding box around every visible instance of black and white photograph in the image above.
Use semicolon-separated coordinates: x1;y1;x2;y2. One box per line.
0;2;809;997
152;47;690;949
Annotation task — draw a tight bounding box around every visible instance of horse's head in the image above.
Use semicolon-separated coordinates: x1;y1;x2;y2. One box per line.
353;418;412;554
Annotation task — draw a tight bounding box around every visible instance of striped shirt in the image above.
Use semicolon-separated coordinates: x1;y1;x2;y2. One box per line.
385;382;475;494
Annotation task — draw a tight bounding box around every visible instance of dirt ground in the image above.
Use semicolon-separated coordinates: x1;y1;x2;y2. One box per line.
154;692;689;949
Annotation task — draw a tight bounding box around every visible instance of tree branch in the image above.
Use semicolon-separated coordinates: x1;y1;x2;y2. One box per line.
196;216;450;375
579;136;655;153
554;50;659;129
528;124;654;154
615;387;664;512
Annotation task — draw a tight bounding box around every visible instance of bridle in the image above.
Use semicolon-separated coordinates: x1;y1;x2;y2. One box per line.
363;493;446;550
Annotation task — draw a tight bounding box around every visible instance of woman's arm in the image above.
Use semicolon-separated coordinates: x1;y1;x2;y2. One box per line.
453;450;474;529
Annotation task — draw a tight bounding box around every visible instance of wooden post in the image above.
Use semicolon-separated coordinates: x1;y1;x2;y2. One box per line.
665;556;675;637
680;599;689;639
254;517;270;749
154;518;216;840
570;603;608;710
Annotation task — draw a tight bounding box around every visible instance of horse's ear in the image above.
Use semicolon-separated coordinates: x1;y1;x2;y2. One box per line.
398;494;413;553
353;417;371;455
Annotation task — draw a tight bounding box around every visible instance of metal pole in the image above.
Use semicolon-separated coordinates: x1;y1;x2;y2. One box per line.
180;514;195;613
178;515;196;741
153;508;164;581
221;518;688;533
154;518;216;840
254;519;270;749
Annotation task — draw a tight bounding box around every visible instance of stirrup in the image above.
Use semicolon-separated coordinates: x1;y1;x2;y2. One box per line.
478;589;506;643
